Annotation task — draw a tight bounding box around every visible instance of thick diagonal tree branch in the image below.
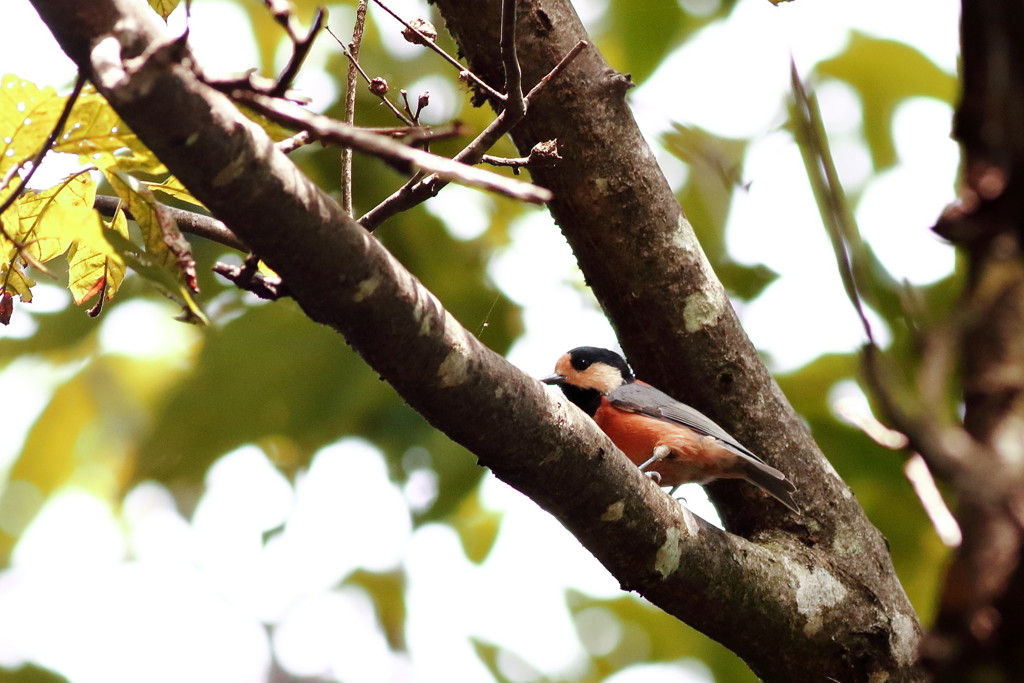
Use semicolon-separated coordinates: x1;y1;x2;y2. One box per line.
29;0;923;679
432;0;924;677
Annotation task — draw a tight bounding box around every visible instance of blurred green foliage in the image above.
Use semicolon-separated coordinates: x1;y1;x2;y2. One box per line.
818;32;958;171
0;0;963;681
0;665;69;683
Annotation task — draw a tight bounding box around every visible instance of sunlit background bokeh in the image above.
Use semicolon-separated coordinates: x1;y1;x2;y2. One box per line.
1;0;960;681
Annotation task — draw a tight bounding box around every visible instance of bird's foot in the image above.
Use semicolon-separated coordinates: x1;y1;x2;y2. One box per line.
638;445;672;473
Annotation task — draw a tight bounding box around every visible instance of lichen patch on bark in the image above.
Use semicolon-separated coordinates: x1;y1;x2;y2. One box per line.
437;344;469;387
601;500;625;521
655;525;682;578
352;274;380;302
791;561;848;637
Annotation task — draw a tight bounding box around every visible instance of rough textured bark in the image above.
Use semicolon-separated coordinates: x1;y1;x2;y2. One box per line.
28;0;922;679
433;0;923;678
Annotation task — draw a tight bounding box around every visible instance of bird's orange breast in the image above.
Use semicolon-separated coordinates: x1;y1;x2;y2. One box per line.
593;398;740;487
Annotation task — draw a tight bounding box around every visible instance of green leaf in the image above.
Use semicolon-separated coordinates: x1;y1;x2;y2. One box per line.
715;260;778;301
0;663;70;683
817;32;957;170
448;488;502;564
604;0;683;83
469;639;524;683
347;569;408;650
664;124;770;299
0;355;189;565
567;591;757;682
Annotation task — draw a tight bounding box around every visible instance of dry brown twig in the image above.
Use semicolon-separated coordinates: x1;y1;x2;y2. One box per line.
358;0;587;231
325;25;413;126
371;0;505;102
340;0;369;215
235;90;551;204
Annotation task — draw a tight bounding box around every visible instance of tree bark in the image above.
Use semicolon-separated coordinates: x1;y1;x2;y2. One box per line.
433;0;924;677
28;0;923;679
926;0;1024;678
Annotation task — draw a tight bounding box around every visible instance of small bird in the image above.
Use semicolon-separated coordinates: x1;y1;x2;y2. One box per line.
542;346;799;513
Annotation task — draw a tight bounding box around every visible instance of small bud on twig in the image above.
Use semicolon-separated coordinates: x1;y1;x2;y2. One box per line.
369;77;389;96
401;18;437;45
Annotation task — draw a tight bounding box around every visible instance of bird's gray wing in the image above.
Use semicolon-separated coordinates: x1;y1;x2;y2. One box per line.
608;382;764;462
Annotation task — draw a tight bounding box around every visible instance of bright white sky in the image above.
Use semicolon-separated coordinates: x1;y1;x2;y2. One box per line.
0;0;960;681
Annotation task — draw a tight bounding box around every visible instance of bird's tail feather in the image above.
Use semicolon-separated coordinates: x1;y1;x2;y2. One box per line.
742;461;800;513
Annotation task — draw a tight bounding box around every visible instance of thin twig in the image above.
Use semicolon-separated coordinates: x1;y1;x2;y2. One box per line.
93;194;248;251
371;0;505;102
0;159;30;199
326;25;413;126
213;254;289;300
276;129;316;153
270;7;327;98
789;59;875;345
358;38;585;230
525;39;587;101
341;0;368;215
235;91;551;204
904;454;962;547
480;154;530;168
263;0;301;41
0;71;87;256
276;123;461;153
499;0;524;118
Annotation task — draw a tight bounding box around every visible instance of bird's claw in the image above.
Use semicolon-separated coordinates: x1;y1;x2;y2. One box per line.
645;470;662;485
638;444;672;473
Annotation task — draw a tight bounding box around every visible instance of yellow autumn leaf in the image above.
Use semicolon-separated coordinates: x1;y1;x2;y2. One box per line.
0;75;64;193
1;263;35;302
103;226;208;325
147;175;207;210
106;171;196;285
50;85;166;175
7;171;96;264
0;208;18;263
103;172;206;323
66;209;127;306
149;0;180;20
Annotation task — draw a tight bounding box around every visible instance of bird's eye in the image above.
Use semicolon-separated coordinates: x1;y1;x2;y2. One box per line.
571;357;591;371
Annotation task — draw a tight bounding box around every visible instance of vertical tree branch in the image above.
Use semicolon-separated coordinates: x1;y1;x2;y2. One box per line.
341;0;367;216
925;5;1024;678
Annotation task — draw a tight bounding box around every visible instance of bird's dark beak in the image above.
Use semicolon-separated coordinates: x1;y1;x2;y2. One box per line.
540;373;566;385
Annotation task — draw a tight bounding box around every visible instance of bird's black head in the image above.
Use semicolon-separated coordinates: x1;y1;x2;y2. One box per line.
564;346;634;382
540;346;634;416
